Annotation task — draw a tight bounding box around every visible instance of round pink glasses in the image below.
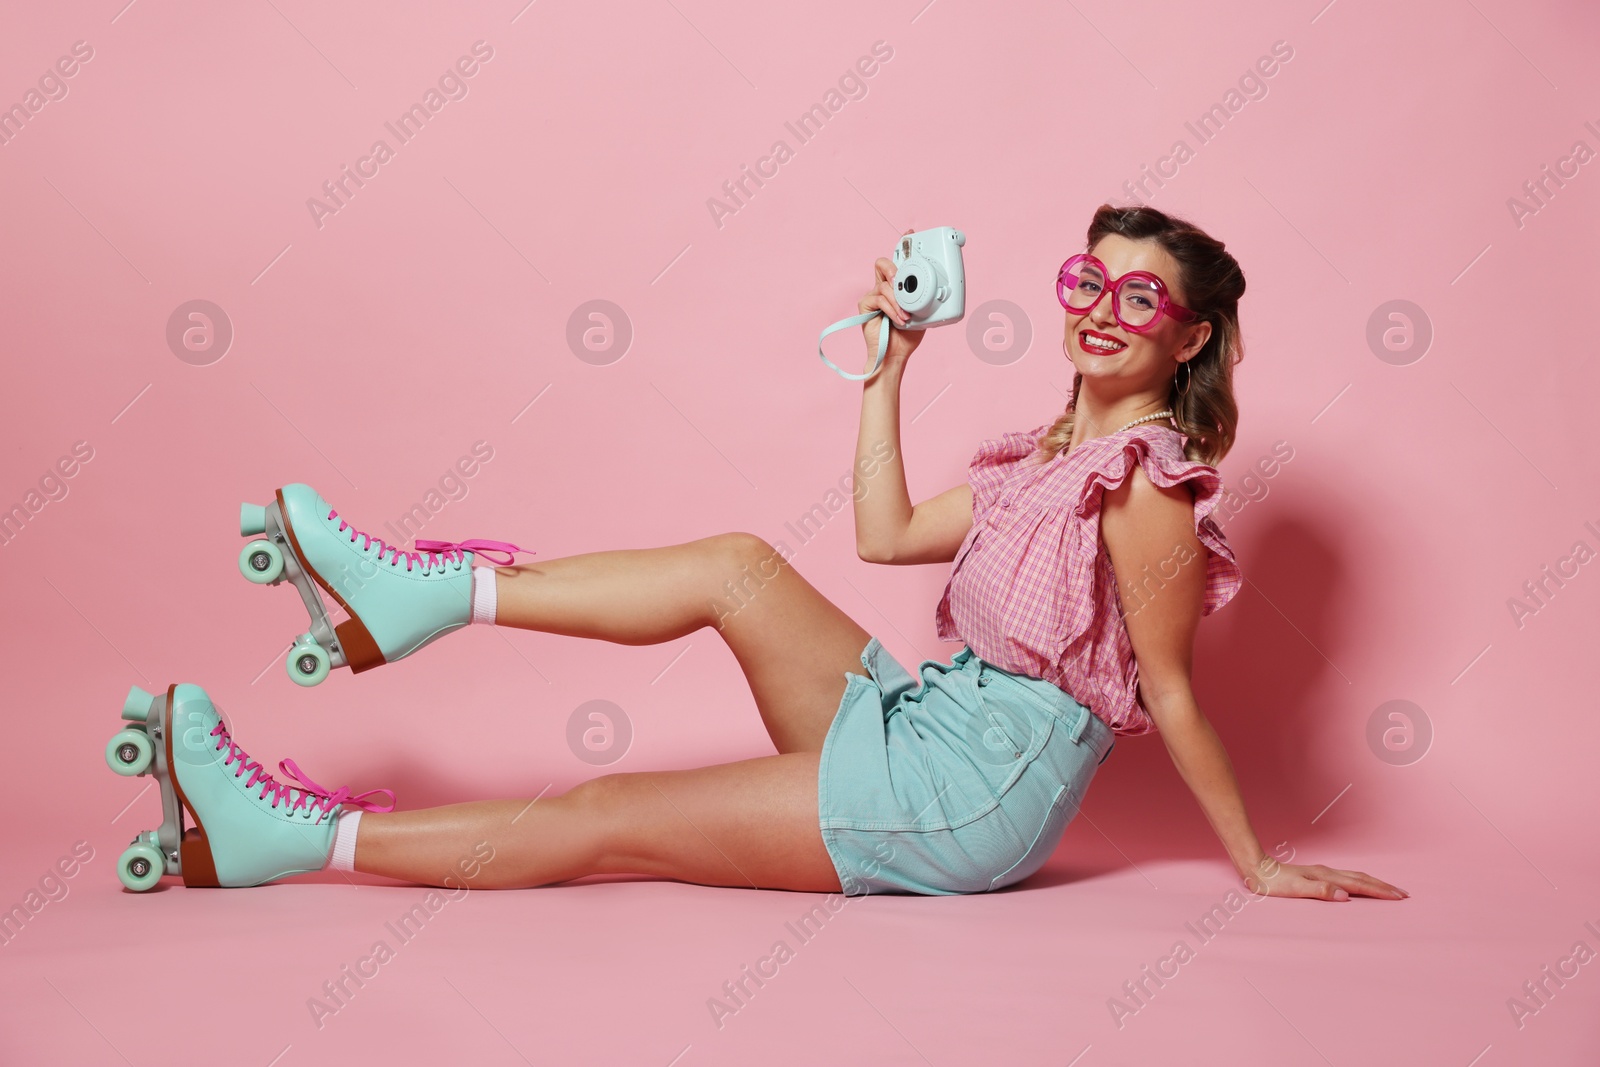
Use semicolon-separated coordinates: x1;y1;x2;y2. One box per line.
1056;253;1198;334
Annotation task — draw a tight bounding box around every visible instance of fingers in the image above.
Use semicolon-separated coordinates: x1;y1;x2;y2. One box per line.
866;257;910;323
1272;864;1408;902
1327;867;1409;899
858;284;908;325
880;289;908;326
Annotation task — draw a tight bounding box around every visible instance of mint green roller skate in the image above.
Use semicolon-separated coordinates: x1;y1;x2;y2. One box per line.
238;483;530;686
105;683;394;890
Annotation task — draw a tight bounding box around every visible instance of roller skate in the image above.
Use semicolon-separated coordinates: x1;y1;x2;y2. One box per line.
238;483;530;686
104;683;395;890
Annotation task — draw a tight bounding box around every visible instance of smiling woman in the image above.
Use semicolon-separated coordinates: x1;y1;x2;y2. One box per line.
103;202;1402;911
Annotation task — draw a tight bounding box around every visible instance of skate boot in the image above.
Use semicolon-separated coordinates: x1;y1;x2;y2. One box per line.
105;683;395;890
238;483;530;686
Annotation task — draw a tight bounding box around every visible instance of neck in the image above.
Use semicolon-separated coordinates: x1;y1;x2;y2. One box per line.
1066;381;1172;452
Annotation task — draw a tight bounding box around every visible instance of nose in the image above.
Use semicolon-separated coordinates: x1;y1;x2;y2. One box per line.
1086;288;1120;333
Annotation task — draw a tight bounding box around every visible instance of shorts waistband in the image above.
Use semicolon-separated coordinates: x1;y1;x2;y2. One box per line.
952;645;1116;764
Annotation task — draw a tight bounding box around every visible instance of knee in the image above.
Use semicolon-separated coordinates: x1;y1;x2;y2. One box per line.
564;773;623;818
714;532;788;578
563;773;652;872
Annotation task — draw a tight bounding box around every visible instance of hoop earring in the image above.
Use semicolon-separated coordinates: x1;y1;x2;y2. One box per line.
1175;361;1192;399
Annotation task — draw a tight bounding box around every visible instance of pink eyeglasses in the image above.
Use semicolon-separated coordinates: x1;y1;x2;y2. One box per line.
1057;253;1198;333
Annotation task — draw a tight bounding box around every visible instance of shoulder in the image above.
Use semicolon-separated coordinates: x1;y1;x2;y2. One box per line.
1101;457;1198;548
1091;426;1244;616
1103;458;1194;511
1069;427;1202;512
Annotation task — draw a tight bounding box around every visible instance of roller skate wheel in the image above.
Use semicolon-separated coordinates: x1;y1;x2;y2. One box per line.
239;540;285;584
240;502;268;537
288;636;332;687
117;842;166;892
105;729;154;776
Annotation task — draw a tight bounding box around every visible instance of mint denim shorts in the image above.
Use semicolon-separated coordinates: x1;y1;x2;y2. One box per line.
817;637;1116;896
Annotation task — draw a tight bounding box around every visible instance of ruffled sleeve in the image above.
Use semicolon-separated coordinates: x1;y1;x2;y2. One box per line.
968;421;1053;516
1071;429;1243;617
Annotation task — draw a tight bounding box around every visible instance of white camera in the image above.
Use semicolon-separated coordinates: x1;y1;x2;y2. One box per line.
817;225;968;380
891;226;966;328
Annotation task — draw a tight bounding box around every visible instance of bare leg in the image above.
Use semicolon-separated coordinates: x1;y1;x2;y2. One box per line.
490;532;874;754
355;753;841;893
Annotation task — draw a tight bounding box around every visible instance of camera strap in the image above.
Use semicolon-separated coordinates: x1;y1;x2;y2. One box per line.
818;310;892;381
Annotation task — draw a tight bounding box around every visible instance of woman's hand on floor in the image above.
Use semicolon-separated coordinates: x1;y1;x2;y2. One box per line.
1244;860;1408;901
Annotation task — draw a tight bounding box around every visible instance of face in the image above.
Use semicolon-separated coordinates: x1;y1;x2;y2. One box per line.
1061;233;1210;388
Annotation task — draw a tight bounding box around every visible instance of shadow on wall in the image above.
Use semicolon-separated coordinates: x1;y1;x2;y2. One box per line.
1051;511;1350;875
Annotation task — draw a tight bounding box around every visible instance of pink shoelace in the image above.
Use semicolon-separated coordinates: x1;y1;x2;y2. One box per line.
211;722;396;822
328;508;531;571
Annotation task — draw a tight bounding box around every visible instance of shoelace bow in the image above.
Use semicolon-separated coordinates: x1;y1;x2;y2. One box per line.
211;722;396;821
328;509;531;571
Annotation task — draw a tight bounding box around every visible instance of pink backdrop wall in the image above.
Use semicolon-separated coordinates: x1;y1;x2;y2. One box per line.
3;1;1598;1063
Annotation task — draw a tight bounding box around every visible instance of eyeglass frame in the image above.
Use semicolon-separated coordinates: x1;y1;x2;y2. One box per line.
1056;253;1199;334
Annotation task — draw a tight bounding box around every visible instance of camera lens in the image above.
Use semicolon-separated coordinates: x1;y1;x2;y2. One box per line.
895;256;939;314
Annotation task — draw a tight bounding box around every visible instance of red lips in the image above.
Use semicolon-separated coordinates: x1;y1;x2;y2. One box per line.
1079;329;1127;355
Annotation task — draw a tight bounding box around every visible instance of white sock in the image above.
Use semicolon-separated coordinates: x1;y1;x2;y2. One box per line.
327;810;362;872
471;565;498;625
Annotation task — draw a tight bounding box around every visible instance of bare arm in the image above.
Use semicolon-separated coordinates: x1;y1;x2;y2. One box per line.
1100;466;1407;902
850;253;974;566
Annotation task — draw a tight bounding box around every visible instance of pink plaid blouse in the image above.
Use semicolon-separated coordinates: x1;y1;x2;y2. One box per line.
934;419;1242;736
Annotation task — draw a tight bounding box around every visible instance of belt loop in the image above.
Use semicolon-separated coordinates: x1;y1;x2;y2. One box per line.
1068;705;1090;744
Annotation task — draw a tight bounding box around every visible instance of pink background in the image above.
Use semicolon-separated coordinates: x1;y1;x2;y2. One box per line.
4;0;1599;1063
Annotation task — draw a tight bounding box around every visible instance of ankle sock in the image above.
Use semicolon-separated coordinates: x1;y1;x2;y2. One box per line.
471;565;498;625
327;809;362;872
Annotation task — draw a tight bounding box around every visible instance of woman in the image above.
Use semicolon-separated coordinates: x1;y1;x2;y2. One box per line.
110;203;1405;903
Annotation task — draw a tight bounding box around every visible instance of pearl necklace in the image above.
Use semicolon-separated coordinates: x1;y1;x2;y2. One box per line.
1113;409;1175;435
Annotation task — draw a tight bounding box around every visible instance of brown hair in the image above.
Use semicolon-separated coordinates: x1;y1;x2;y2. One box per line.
1036;203;1246;467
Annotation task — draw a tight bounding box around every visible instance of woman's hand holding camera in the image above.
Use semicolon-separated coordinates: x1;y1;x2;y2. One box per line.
858;256;925;375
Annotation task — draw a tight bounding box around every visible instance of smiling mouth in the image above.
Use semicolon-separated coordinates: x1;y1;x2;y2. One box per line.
1079;329;1128;354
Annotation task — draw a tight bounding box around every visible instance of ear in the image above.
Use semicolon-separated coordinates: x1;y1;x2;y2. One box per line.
1180;319;1211;359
